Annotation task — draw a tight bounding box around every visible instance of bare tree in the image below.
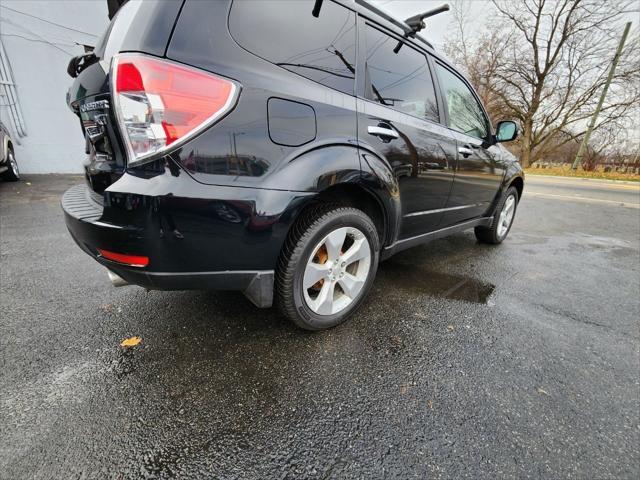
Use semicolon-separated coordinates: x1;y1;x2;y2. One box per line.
446;0;640;167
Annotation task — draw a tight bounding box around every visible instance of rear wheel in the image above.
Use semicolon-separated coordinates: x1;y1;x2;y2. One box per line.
475;186;519;244
2;149;19;182
276;205;379;330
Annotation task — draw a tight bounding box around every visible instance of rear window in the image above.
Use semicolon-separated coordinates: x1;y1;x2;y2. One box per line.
229;0;356;95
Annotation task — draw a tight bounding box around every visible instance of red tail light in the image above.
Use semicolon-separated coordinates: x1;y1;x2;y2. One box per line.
112;54;239;166
98;248;149;268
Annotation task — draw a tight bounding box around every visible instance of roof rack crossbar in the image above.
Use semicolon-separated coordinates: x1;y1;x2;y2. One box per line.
393;3;450;54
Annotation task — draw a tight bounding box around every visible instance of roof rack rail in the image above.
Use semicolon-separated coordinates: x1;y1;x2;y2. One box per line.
354;0;409;32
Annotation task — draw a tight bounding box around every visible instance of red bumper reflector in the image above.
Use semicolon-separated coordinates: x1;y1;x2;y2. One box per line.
98;249;149;267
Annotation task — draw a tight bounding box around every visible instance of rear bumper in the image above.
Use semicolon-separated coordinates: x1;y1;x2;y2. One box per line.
61;177;308;307
107;266;275;308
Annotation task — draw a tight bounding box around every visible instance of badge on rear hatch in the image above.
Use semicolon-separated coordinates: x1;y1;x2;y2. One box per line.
80;100;110;113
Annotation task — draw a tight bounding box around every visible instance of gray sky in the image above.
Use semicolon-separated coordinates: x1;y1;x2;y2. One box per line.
371;1;638;52
372;0;639;147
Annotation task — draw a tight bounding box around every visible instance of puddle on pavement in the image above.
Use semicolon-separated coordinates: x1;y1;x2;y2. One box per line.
507;233;550;246
379;262;495;304
567;232;633;250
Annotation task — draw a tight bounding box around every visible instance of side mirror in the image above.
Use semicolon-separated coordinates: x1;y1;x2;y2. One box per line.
495;120;518;142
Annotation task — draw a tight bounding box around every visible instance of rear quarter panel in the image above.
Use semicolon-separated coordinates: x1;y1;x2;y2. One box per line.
165;0;361;192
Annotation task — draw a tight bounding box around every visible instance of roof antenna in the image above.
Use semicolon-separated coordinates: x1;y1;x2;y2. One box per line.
393;3;450;53
312;0;323;17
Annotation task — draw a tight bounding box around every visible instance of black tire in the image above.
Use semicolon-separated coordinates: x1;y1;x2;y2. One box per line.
474;186;519;244
276;204;380;331
2;149;20;182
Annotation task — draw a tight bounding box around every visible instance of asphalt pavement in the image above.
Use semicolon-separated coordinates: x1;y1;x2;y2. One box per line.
1;175;639;479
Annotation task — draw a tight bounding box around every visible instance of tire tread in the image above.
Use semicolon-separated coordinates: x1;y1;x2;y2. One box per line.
275;204;376;330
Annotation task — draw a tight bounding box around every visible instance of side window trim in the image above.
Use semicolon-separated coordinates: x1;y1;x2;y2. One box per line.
434;61;492;141
425;54;447;127
356;17;444;127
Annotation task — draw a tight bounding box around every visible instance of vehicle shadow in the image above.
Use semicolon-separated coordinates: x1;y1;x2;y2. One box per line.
95;234;494;475
375;233;496;304
106;233;494;383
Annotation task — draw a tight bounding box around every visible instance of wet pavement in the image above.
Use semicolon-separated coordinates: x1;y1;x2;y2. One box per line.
1;175;639;479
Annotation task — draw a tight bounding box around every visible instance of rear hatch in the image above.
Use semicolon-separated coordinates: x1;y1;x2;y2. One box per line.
66;0;184;196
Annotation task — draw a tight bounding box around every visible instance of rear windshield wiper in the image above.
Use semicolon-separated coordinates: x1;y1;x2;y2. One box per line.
312;0;323;17
67;51;97;78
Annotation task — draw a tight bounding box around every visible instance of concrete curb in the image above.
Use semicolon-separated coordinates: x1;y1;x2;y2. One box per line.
525;174;640;186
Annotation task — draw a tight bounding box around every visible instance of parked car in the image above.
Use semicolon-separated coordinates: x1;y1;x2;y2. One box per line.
0;122;19;181
62;0;523;330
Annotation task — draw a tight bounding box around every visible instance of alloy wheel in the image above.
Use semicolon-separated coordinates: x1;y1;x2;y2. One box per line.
9;152;18;177
497;194;516;238
302;226;372;316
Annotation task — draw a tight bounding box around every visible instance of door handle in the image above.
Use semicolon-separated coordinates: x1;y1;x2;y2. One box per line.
458;146;473;157
368;125;399;141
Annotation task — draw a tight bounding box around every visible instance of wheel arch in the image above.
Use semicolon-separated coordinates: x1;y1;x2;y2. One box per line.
508;175;524;200
268;143;400;250
501;162;524;203
301;182;388;244
1;136;9;162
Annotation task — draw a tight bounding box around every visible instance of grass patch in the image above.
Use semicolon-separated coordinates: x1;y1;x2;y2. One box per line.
525;165;640;182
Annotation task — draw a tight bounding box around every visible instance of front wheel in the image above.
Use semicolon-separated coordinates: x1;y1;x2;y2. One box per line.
475;186;519;244
276;205;380;330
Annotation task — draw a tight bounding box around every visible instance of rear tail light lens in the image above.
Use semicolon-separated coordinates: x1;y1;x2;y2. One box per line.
98;248;149;268
112;54;239;167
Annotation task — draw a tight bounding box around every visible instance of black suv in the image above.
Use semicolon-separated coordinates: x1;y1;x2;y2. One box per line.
63;0;523;330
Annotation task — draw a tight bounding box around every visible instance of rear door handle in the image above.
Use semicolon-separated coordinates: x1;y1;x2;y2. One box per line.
368;125;399;141
458;146;473;157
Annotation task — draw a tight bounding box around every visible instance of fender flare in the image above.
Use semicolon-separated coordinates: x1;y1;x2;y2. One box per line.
503;163;525;199
261;141;401;247
357;149;401;247
258;141;362;192
1;135;8;162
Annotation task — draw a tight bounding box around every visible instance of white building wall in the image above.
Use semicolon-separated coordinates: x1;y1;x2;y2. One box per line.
0;0;108;173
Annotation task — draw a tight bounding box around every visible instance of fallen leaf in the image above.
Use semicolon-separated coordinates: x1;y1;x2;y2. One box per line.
427;400;433;409
447;325;455;331
120;336;142;347
26;182;32;186
537;387;550;396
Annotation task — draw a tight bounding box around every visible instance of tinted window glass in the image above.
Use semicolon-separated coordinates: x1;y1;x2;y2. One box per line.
435;64;488;139
229;0;356;95
364;25;438;122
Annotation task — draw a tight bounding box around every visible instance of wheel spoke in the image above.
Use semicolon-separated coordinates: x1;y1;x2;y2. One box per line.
497;195;516;237
302;225;372;316
338;273;364;299
341;238;369;266
303;262;329;289
312;281;335;315
324;228;347;260
505;197;515;215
